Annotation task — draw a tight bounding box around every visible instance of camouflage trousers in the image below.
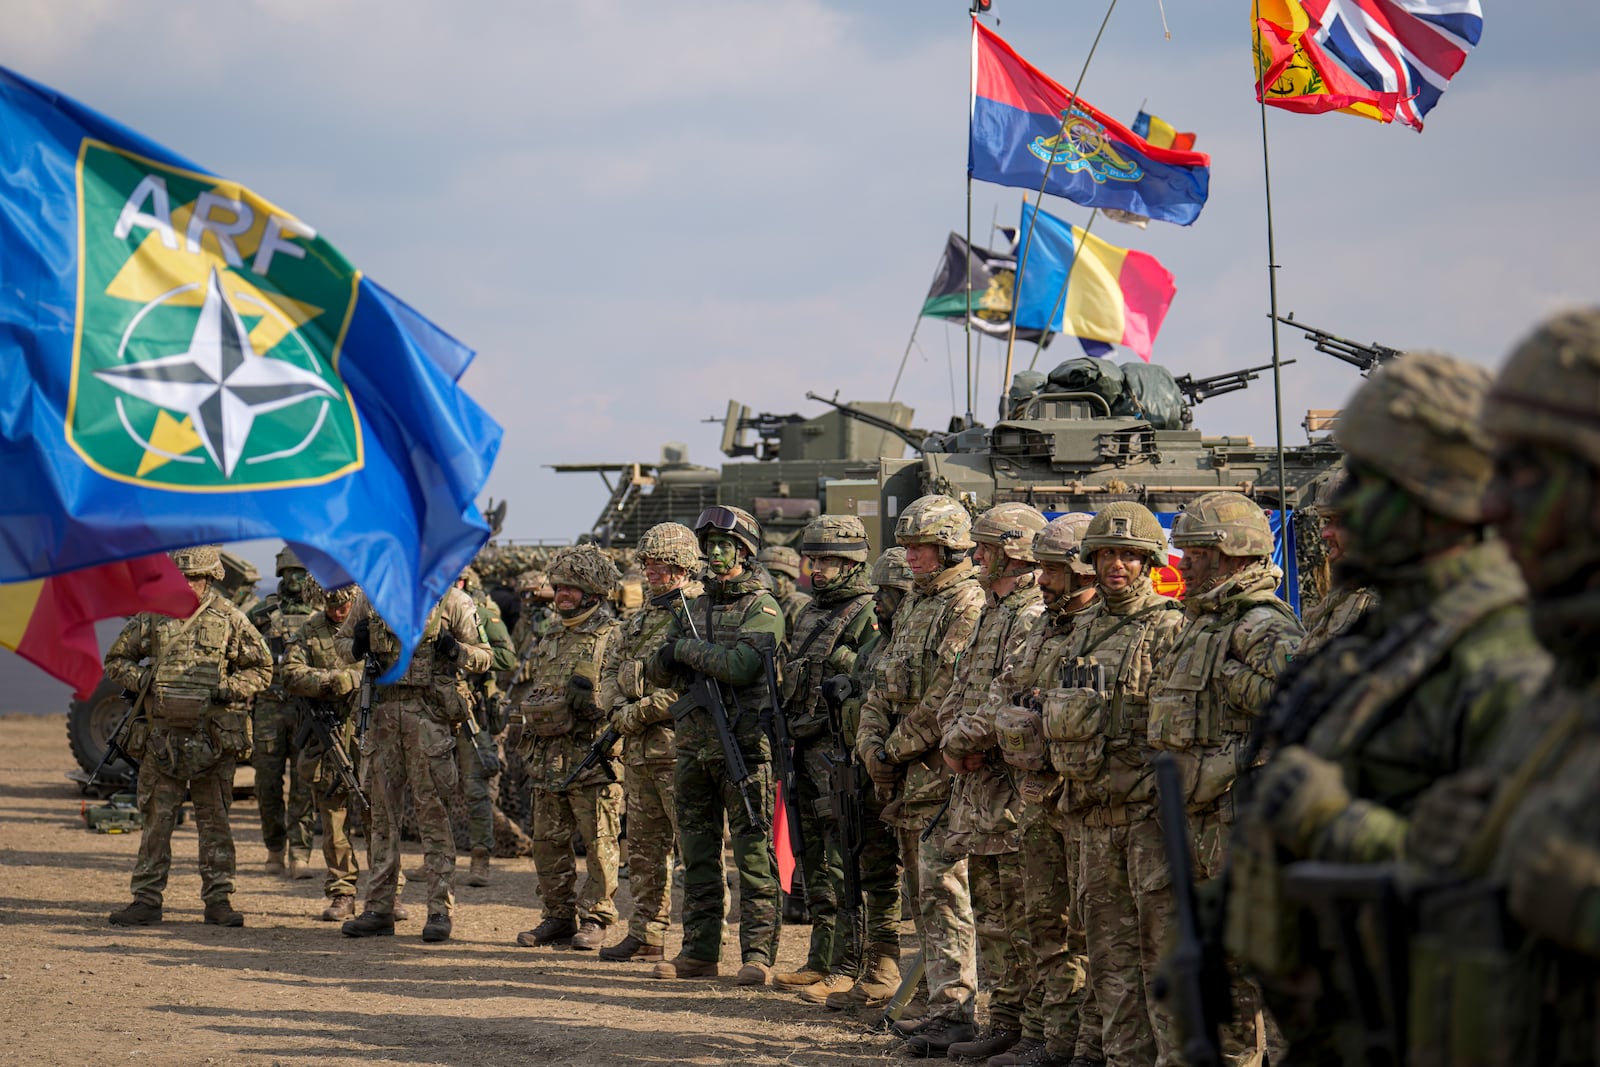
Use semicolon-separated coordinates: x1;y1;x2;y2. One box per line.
858;786;903;947
530;781;622;926
362;695;459;918
903;823;977;1024
795;745;853;976
296;729;360;899
454;725;494;854
250;699;315;857
132;742;237;906
676;741;778;965
1014;802;1095;1054
622;759;677;947
969;848;1032;1031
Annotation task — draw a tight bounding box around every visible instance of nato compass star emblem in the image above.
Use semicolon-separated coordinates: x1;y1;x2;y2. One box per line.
96;268;339;478
66;142;364;490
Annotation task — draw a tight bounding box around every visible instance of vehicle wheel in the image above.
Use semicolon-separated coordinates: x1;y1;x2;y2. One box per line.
67;676;135;785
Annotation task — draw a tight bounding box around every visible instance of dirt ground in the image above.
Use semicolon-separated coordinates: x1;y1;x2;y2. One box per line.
0;713;923;1066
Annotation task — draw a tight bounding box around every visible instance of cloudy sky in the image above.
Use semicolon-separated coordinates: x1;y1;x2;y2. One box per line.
7;0;1596;578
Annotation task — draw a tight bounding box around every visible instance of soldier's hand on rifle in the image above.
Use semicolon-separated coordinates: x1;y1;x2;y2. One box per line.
321;667;360;698
1256;744;1352;855
613;701;650;737
350;617;371;658
821;674;855;707
474;733;502;776
433;628;461;662
865;746;899;787
565;673;597;714
1405;767;1497;870
651;639;680;675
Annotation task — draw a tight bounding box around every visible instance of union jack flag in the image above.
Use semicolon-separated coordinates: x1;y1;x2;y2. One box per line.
1254;0;1484;131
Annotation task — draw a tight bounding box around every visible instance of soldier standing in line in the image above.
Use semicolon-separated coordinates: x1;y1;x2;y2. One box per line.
758;545;813;635
855;495;986;1050
511;569;558;651
456;566;517;888
282;580;367;922
1145;492;1303;1066
247;546;321;878
978;513;1103;1067
823;546;917;1013
106;545;272;928
771;516;882;1002
596;523;702;962
648;505;785;986
506;545;625;951
1294;462;1377;656
935;503;1049;1062
336;583;490;943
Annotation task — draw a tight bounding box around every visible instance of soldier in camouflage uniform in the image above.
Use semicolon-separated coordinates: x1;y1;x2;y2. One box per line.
934;503;1049;1060
595;522;700;962
771;516;882;1002
825;546;916;1012
1235;353;1549;1065
758;545;813;635
247;546;320;878
506;545;625;951
649;506;785;986
1295;462;1377;656
282;580;368;921
337;585;490;942
1144;492;1302;1066
107;545;272;928
455;567;517;888
856;495;986;1049
511;569;558;651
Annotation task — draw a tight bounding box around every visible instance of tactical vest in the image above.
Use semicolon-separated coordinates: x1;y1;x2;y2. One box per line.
993;606;1091;810
144;594;240;730
782;592;874;741
697;581;778;715
611;591;683;765
511;605;617;740
260;603;315;704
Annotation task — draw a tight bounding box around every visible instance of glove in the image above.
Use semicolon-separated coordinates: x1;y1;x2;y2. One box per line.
652;639;680;674
433;628;460;662
474;734;502;776
1013;688;1044;713
565;673;597;714
1255;745;1352;856
320;668;359;699
821;674;855;707
1508;830;1600;955
350;618;371;659
1405;767;1496;871
865;747;899;788
613;700;650;737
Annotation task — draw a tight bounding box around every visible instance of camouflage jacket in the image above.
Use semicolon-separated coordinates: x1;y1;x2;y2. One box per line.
1298;582;1378;657
601;581;702;767
507;602;621;790
1148;560;1303;814
282;611;365;708
335;588;491;721
938;572;1046;854
777;587;814;640
781;570;880;744
249;596;318;711
856;559;985;829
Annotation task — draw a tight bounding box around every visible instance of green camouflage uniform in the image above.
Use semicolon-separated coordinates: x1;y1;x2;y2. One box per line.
248;592;318;864
282;609;366;900
457;588;516;855
104;586;271;908
600;580;701;948
508;601;624;927
336;588;490;918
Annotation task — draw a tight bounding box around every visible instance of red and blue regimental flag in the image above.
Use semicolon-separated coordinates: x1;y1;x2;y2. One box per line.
969;18;1211;226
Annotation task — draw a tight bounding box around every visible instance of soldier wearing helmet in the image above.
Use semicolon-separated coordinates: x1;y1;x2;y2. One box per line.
105;545;273;929
1294;462;1378;655
245;544;321;881
511;569;558;649
646;505;786;986
758;545;813;636
281;581;368;921
926;502;1047;1059
334;577;492;943
502;543;624;952
594;522;703;962
770;516;882;1001
452;566;517;889
854;495;986;1046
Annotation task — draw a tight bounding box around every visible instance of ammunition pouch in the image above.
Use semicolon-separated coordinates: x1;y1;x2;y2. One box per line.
516;692;574;738
617;658;646;701
1043;686;1105;781
877;651;926;703
1149;628;1225;749
123;717;152;761
207;708;253;760
1163;744;1243;812
994;702;1047;772
151;683;214;729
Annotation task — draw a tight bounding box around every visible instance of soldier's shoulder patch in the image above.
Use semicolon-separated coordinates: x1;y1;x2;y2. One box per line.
760;605;779;617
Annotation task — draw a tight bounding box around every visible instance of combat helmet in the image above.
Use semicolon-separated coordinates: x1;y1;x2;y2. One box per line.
636;522;701;571
514;569;554;600
971;502;1048;564
869;546;914;591
1170;492;1274;558
800;516;872;564
308;578;361;607
275;544;305;576
546;543;621;598
1081;502;1167;565
894;494;975;551
1484;308;1600;468
1034;512;1096;575
694;505;762;556
757;545;803;578
1336;351;1494;524
458;566;483;593
170;544;226;580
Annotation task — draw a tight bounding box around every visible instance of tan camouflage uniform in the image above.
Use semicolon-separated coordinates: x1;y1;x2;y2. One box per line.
247;562;319;870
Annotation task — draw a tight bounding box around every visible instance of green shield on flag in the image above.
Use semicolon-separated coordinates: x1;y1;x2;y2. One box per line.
66;140;363;490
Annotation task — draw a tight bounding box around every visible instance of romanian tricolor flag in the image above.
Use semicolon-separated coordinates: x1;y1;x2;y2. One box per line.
0;555;196;697
1013;203;1176;363
1253;0;1483;132
1132;110;1197;152
969;19;1211;226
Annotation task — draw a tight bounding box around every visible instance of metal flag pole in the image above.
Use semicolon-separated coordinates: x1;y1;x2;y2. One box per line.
1254;0;1291;570
889;310;923;403
1000;0;1121;399
965;171;976;425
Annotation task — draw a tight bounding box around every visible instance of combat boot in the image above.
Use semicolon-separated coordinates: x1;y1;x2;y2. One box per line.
391;903;411;921
108;900;163;927
203;900;245;927
264;848;286;876
772;967;828;990
984;1038;1044;1066
906;1016;976;1058
948;1025;1021;1062
826;942;901;1010
570;920;607;951
516;916;577;947
342;909;396;937
599;935;663;962
287;851;315;880
421;913;452;942
798;973;855;1005
465;847;491;887
320;896;356;922
651;954;721;979
736;960;771;987
997;1043;1076;1066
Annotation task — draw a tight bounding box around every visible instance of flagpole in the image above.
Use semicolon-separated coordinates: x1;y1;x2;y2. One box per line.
1027;206;1100;373
1001;0;1121;403
964;16;977;427
889;311;923;404
1254;0;1291;560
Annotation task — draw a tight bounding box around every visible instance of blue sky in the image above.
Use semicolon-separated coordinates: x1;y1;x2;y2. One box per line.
7;0;1596;577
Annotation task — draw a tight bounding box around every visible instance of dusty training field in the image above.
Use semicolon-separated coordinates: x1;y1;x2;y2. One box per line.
0;713;921;1066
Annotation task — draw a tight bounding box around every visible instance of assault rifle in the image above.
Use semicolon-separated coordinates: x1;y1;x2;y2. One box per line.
355;654;378;740
1153;753;1228;1067
670;589;766;831
559;725;622;790
821;674;865;967
762;646;806;868
292;696;369;815
1174;360;1296;405
86;697;143;792
1277;312;1403;375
